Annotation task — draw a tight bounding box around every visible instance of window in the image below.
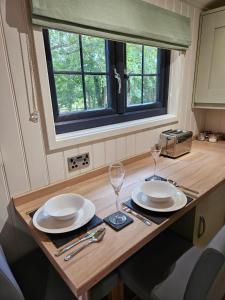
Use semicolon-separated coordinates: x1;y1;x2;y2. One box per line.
43;29;170;134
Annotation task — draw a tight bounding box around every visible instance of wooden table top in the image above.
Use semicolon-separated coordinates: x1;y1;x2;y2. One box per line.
13;140;225;297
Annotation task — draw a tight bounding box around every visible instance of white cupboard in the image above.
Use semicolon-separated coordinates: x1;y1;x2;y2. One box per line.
193;182;225;247
194;7;225;108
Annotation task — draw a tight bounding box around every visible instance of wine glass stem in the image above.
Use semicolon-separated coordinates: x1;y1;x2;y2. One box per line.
153;158;156;177
115;191;120;211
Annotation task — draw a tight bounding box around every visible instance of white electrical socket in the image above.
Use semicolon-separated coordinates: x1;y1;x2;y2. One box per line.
67;153;90;172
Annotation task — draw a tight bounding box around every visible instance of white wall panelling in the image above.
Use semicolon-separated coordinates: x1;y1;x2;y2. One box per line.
105;139;116;164
0;4;30;195
47;152;66;184
135;131;151;155
0;0;206;260
116;137;127;161
92;142;106;169
126;134;136;158
1;0;49;190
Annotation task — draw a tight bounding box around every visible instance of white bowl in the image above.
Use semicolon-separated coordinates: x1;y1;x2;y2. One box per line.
44;193;85;221
140;181;176;203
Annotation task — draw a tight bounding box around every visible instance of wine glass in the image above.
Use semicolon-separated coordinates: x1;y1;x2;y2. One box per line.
151;143;162;180
108;162;127;225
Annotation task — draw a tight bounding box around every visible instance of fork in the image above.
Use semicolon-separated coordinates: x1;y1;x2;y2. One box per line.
122;204;152;226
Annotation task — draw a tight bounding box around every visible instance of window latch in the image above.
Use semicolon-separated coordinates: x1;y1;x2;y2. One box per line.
114;68;121;94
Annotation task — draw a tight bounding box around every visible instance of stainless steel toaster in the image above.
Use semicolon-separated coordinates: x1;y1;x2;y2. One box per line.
160;129;193;158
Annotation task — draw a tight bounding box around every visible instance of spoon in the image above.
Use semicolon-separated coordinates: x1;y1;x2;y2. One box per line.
64;228;106;261
167;179;199;195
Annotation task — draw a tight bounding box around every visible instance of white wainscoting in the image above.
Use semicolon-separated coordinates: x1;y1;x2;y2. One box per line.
0;0;206;260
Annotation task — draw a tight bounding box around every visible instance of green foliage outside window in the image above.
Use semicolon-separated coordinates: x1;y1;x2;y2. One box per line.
48;29;158;114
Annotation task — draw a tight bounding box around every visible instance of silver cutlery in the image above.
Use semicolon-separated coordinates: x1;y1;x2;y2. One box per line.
64;228;106;261
55;230;98;257
167;179;199;195
122;204;152;226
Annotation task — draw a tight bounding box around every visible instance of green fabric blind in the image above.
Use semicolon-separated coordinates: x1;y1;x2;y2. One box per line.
31;0;191;50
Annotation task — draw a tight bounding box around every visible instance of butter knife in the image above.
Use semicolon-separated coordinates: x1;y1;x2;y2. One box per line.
122;204;152;226
54;230;97;257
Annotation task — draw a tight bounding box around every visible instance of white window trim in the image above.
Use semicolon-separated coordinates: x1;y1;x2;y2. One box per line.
33;27;178;151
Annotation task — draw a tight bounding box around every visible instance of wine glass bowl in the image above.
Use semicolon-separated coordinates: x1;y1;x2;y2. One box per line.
108;162;127;225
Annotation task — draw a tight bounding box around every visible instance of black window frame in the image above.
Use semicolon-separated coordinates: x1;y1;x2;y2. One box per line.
43;29;170;134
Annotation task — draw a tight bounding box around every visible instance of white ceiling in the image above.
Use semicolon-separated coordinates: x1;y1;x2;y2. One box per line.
184;0;225;9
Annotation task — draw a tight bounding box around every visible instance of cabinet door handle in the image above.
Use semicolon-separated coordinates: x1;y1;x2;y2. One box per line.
198;216;206;238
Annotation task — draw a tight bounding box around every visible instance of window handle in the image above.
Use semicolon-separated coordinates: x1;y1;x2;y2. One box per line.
114;68;121;94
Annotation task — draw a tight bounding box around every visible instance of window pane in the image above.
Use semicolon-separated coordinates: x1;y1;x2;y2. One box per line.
143;76;157;103
54;75;84;113
144;46;158;74
127;76;142;106
82;36;106;73
49;29;81;72
126;43;142;74
85;75;108;110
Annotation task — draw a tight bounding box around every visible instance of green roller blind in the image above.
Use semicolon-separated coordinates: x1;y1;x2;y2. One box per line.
31;0;191;50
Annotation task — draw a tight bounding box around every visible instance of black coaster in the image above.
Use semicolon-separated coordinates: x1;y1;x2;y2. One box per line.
103;212;133;231
29;211;103;248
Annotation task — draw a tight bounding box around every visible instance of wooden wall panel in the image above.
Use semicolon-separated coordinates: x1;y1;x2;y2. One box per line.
0;6;30;195
105;139;116;164
126;134;136;158
116;137;127;161
1;0;49;190
93;142;106;169
47;152;66;184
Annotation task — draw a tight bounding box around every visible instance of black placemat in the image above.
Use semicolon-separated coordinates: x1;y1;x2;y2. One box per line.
123;175;193;225
103;212;133;231
29;210;103;248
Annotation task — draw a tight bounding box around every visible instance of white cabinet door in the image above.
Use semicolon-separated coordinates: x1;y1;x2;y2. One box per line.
194;7;225;105
193;182;225;247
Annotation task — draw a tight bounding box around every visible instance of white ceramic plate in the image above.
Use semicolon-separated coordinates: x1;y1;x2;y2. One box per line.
132;186;187;212
33;198;95;234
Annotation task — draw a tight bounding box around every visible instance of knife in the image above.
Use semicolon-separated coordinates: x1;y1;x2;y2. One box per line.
54;230;97;257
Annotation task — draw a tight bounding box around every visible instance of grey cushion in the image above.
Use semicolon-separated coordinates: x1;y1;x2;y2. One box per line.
119;231;192;300
120;225;225;300
0;246;24;300
152;246;203;300
207;225;225;255
184;248;225;300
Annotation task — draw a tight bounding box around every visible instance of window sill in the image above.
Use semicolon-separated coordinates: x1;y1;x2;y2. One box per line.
49;114;178;150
